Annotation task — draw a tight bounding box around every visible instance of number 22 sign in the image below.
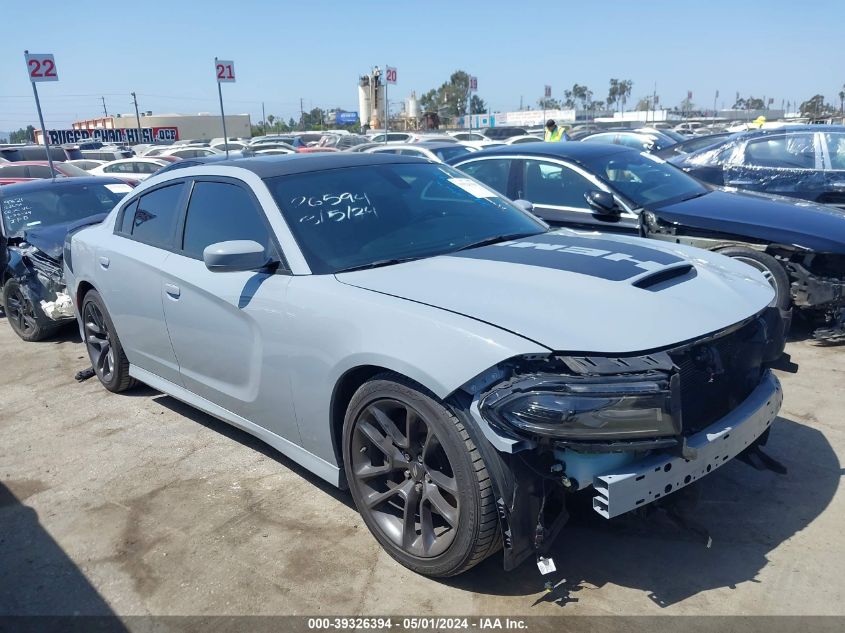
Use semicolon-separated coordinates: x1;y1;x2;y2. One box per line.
215;59;236;83
25;53;58;82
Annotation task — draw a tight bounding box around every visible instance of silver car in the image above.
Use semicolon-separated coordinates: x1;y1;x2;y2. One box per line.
65;153;785;577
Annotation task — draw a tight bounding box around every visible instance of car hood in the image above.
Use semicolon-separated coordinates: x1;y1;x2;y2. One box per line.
23;213;109;260
652;190;845;254
335;230;774;353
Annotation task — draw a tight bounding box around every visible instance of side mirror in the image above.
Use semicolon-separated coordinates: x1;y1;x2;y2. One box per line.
585;190;620;216
203;240;274;272
512;199;534;213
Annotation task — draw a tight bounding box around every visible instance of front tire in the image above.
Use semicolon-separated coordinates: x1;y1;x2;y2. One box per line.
718;247;791;311
3;279;58;342
81;289;136;393
343;374;499;577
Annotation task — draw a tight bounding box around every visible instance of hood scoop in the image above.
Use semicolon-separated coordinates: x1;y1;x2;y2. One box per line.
631;262;696;291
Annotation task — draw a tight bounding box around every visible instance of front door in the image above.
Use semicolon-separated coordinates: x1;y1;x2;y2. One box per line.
516;158;638;232
160;178;300;443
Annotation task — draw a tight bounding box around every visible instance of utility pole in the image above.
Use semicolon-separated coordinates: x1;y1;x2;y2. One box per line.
101;96;108;117
131;92;143;145
261;102;266;135
299;98;304;130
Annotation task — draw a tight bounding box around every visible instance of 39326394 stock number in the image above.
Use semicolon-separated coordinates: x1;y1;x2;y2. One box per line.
307;617;476;630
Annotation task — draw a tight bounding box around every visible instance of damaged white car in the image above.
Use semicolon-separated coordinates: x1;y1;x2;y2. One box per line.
65;154;786;577
0;177;133;341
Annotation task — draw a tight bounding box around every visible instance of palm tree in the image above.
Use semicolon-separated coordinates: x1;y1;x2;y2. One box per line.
840;86;845;115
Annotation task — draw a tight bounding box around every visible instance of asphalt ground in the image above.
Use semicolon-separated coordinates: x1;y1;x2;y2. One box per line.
1;318;842;618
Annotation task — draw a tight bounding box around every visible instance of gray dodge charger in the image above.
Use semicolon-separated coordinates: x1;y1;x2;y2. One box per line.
65;153;785;577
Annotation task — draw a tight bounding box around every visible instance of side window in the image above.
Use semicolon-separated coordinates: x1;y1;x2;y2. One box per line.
459;159;511;195
824;133;845;170
27;165;54;178
119;199;139;233
0;165;29;178
137;162;160;174
129;183;185;248
181;181;272;260
104;163;125;173
521;160;592;208
744;134;815;169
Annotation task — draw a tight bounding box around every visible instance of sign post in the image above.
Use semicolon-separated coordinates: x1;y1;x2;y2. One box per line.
468;76;478;132
385;66;397;136
24;51;58;177
214;58;236;157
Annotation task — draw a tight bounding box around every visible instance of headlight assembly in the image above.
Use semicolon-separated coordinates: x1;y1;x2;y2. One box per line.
480;373;680;440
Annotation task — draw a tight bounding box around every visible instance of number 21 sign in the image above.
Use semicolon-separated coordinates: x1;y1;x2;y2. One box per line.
25;53;58;82
215;59;236;83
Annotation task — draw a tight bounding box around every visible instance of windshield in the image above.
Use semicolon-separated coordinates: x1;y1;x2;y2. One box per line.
265;163;546;274
0;182;129;235
580;151;708;208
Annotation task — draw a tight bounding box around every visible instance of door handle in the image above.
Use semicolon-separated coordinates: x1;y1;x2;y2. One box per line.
164;283;181;299
98;256;110;269
726;180;755;186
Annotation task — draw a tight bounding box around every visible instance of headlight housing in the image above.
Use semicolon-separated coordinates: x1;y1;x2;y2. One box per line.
480;372;680;440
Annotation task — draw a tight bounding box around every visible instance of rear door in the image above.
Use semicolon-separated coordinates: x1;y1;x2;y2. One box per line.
160;177;300;443
96;181;188;384
820;131;845;207
725;132;826;202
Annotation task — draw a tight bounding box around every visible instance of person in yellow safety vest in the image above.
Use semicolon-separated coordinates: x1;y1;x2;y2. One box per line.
751;115;767;129
544;119;567;142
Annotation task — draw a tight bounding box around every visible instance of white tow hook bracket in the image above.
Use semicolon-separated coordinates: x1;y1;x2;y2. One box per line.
536;555;556;575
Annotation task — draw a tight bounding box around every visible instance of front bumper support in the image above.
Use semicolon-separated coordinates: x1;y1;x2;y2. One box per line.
592;370;782;518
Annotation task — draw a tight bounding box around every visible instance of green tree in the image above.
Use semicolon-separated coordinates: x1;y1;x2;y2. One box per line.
537;97;561;110
419;70;482;119
800;94;835;117
470;95;486;114
838;85;845;114
9;125;35;143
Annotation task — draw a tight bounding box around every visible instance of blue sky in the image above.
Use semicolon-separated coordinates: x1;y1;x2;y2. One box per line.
1;0;844;131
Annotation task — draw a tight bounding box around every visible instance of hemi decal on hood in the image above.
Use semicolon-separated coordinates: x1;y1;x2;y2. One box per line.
449;233;684;281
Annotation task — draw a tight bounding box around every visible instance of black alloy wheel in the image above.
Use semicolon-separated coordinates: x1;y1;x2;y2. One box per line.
344;375;500;577
81;289;136;393
2;279;54;342
351;398;461;557
84;300;116;384
6;284;37;337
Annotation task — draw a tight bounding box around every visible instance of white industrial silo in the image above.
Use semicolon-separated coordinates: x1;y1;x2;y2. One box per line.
358;78;372;129
407;91;419;119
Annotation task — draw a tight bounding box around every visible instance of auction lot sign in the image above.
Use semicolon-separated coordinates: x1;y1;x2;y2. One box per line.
46;127;179;144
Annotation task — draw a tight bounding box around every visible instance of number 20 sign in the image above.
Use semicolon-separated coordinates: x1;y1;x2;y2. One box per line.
25;53;58;82
215;59;236;83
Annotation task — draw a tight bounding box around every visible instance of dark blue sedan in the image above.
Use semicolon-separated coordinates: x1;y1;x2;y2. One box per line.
451;142;845;341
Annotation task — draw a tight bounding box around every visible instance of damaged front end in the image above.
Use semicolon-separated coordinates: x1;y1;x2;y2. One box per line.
770;246;845;342
454;308;784;571
3;240;75;332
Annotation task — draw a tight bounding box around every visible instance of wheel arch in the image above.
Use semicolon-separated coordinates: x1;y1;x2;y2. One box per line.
329;364;407;478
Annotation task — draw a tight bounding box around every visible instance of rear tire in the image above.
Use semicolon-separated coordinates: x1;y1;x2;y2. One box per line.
2;279;59;342
717;247;791;310
343;373;499;577
81;289;136;393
